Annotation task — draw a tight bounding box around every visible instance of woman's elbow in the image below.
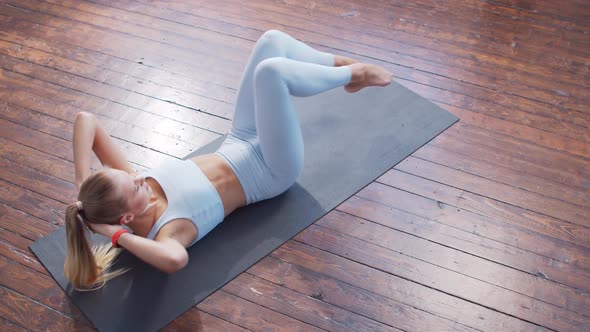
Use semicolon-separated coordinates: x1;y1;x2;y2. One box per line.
75;111;94;122
73;112;97;134
164;251;188;274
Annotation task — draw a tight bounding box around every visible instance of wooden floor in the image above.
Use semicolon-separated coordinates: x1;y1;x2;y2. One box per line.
0;0;589;331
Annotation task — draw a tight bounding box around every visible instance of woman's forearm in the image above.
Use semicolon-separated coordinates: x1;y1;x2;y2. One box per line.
116;232;188;273
73;112;97;188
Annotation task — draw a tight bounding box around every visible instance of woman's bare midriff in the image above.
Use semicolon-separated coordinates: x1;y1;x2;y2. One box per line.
189;153;247;216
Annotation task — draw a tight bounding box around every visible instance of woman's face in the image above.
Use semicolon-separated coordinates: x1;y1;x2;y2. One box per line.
106;169;152;218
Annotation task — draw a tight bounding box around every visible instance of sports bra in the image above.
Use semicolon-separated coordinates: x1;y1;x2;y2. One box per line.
143;159;225;247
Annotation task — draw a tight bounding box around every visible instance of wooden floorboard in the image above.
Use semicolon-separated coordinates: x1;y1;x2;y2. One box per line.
337;197;590;292
1;0;588;331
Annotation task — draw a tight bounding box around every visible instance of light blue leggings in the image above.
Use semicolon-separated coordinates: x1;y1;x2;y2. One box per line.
215;30;352;204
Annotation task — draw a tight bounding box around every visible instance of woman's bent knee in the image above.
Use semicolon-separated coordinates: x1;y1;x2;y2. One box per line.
258;29;286;45
253;57;288;82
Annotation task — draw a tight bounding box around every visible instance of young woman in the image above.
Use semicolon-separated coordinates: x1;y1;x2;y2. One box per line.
66;30;392;290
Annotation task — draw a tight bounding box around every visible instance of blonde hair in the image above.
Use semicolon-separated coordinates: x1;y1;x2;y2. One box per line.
64;171;130;291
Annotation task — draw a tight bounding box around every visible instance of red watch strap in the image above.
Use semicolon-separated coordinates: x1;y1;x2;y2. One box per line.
112;229;129;248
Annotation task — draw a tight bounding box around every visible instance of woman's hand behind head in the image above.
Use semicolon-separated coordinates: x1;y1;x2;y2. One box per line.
88;222;124;239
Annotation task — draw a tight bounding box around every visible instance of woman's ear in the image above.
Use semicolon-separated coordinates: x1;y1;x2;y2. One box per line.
119;213;134;225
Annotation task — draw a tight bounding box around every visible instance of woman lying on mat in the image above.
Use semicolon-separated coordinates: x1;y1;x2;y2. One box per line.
65;30;392;290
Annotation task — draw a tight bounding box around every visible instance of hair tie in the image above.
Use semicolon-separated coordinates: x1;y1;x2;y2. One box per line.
75;201;83;211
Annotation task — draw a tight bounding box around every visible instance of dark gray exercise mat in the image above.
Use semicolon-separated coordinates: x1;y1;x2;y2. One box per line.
30;82;458;331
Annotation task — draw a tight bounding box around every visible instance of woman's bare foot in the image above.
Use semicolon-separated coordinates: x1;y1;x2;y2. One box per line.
334;55;359;67
344;63;393;93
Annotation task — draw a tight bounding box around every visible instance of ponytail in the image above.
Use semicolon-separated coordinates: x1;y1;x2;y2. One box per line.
64;171;130;291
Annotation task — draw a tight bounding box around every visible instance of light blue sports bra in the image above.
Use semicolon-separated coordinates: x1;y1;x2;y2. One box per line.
143;159;224;247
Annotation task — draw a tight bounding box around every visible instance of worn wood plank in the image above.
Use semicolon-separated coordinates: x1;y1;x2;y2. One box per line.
1;136;76;184
0;178;65;226
437;123;590;182
0;28;238;104
0;4;242;90
162;308;250;332
427;128;589;191
249;256;477;332
89;0;260;40
316;209;590;315
0;231;48;276
272;240;548;332
482;0;588;32
491;0;590;24
338;197;590;293
0;44;228;146
0;286;94;332
0;315;28;332
0;44;235;125
378;0;590;53
0;47;221;151
1;203;57;242
440;103;590;158
402;79;590;143
295;225;590;331
395;155;589;227
412;144;590;209
0;156;76;204
360;178;590;265
44;0;251;66
0;109;170;170
0;55;230;134
0;255;90;325
379;168;590;248
223;273;401;331
0;116;71;162
0;93;209;172
197;291;324;332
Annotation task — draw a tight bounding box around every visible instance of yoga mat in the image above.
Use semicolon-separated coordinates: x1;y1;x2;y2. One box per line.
30;82;458;331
